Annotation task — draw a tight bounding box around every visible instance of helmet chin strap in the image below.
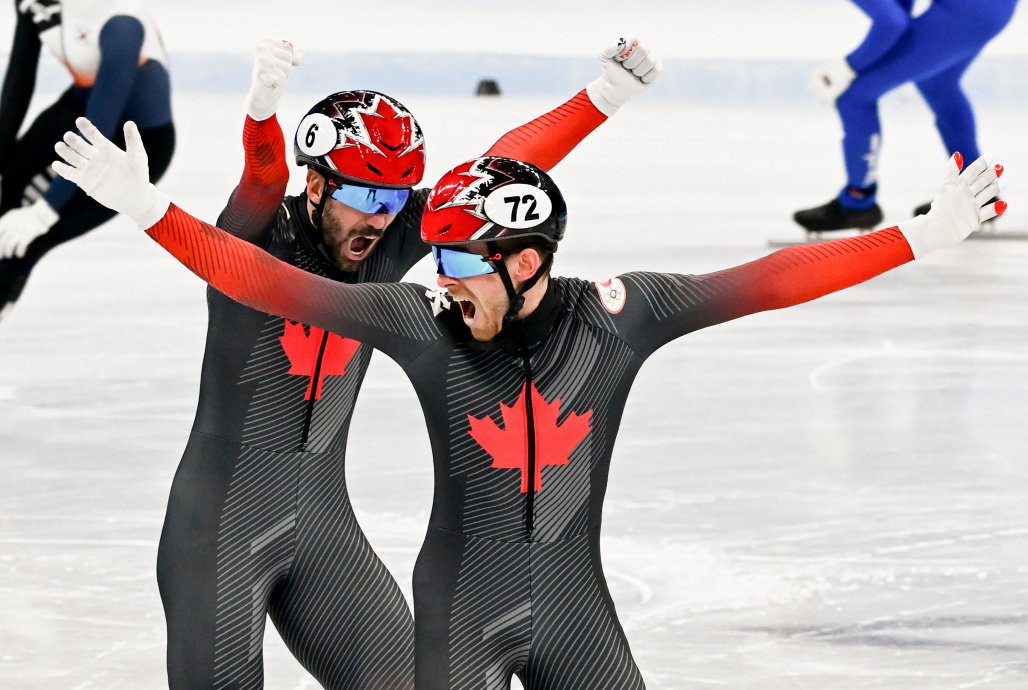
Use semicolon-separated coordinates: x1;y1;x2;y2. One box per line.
486;242;554;328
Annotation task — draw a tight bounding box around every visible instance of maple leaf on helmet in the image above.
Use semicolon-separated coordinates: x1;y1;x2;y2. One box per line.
421;156;566;249
468;383;592;493
293;90;426;189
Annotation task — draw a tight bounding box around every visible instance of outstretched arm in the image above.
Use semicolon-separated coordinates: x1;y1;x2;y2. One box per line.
218;39;302;243
54;118;438;362
388;36;664;269
484;36;662;171
612;154;1005;357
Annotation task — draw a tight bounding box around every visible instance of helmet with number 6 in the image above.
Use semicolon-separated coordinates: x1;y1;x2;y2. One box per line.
421;156;566;249
294;90;425;189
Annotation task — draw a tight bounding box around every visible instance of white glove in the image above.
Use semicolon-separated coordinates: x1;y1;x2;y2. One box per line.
898;153;1006;259
52;118;170;230
0;199;58;259
808;58;856;106
245;38;303;121
586;36;663;117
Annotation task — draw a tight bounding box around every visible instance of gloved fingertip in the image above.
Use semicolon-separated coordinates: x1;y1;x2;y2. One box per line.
995;200;1007;215
617;38;639;62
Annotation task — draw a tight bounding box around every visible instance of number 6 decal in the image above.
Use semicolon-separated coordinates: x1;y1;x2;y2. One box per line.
295;113;338;157
484;184;552;229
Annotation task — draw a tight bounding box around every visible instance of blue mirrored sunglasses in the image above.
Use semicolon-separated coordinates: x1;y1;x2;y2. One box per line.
329;183;410;215
432;246;501;279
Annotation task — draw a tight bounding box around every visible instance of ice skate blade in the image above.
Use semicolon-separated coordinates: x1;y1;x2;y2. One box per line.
967;228;1028;241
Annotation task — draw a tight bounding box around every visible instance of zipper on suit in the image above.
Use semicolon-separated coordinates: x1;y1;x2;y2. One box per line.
299;329;331;451
521;353;537;534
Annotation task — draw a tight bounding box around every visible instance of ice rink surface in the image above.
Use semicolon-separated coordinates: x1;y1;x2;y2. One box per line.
2;12;1028;687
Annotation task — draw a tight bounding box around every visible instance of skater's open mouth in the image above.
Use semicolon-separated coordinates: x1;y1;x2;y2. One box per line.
459;299;476;322
347;235;378;258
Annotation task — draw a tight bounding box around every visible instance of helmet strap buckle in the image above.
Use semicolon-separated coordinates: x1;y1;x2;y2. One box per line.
487;241;552;329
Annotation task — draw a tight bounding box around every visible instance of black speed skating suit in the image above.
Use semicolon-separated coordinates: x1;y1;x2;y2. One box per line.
156;89;611;689
147;202;917;689
156;184;430;688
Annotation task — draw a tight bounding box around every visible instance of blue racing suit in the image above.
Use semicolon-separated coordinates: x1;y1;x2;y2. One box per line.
836;0;1017;209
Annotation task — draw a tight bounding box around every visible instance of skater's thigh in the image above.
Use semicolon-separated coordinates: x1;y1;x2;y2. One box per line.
269;509;415;690
915;55;974;99
524;533;645;690
1;91;82;213
844;8;986;104
157;431;257;689
412;528;530;690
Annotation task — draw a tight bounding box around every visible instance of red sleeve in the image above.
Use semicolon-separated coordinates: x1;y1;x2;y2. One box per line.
615;227;916;356
145;204;441;363
217;114;290;244
723;227;916;317
148;203;332;323
483;90;607;171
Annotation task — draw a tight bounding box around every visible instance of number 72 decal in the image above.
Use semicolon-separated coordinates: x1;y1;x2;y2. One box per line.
483;183;553;229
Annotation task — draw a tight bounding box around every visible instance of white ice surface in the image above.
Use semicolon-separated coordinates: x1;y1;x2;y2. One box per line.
1;90;1027;688
1;0;1027;61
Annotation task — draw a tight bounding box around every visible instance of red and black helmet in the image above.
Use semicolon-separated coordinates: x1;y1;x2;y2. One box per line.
421;156;566;248
294;90;425;189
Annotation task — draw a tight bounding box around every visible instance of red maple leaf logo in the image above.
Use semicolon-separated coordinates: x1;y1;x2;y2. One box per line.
468;383;592;493
279;321;360;400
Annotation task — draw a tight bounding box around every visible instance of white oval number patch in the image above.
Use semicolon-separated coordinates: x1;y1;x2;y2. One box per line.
296;113;338;157
595;277;626;314
483;184;552;229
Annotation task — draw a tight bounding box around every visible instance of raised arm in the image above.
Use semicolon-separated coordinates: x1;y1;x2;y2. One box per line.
484;36;662;171
54;118;440;363
389;36;664;266
612;154;1005;357
217;39;301;243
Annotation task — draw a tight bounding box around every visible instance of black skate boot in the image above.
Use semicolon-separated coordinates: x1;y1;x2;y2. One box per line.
793;198;883;233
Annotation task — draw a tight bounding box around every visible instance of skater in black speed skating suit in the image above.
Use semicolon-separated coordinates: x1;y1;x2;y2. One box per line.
0;0;174;319
57;99;1004;686
148;37;659;689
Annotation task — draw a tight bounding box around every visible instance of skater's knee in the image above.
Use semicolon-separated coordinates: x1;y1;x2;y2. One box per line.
916;79;967;110
835;87;877;121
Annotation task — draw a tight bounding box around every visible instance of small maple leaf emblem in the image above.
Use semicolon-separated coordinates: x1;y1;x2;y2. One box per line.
279;321;360;400
425;288;452;316
468;383;592;493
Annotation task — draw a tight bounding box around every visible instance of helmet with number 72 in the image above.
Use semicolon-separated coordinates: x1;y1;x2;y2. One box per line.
421;156;567;249
293;90;426;189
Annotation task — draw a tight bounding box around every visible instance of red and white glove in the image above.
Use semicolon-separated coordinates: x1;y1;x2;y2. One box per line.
898;153;1006;259
245;38;303;121
586;36;662;117
53;118;169;230
808;58;856;106
0;199;58;259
